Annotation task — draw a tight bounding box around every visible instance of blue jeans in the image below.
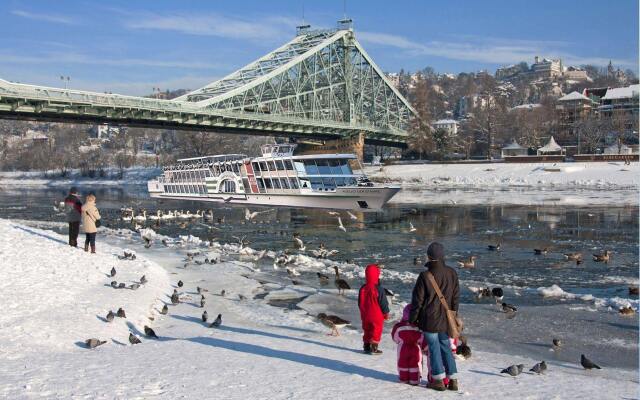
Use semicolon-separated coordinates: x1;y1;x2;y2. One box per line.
425;332;457;380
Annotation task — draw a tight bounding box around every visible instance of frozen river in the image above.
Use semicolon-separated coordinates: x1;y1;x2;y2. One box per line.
0;185;637;369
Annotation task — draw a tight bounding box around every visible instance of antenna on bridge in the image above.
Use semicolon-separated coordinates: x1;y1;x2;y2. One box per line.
337;0;353;31
296;0;311;35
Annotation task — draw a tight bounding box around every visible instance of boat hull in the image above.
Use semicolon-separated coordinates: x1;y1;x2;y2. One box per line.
148;185;400;211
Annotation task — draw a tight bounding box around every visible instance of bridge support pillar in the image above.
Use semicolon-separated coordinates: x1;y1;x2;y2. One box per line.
294;132;364;162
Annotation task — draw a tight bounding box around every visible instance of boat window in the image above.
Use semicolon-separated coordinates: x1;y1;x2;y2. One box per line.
294;161;305;174
221;180;236;193
334;177;346;186
289;178;300;189
280;178;290;189
267;161;276;171
310;177;324;190
242;178;250;192
329;159;343;175
275;160;285;170
263;178;273;189
341;160;353;175
284;160;294;170
322;177;336;189
232;163;240;174
304;160;319;175
252;162;260;174
259;161;268;171
316;159;331;175
256;178;266;193
272;178;281;189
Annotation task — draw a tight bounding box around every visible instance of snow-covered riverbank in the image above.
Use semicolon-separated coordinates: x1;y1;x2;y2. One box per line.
0;220;637;399
0;166;159;187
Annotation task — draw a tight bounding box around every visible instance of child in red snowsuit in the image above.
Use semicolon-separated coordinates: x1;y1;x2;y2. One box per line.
358;264;390;354
392;304;428;385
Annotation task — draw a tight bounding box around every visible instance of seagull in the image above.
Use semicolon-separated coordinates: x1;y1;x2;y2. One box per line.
85;338;107;349
347;211;358;220
317;313;350;336
333;266;351;295
110;267;116;277
116;308;126;318
106;311;115;322
160;304;168;315
210;313;222;328
501;364;524;377
293;236;306;251
530;361;547;374
245;208;273;221
144;325;158;338
128;333;141;345
409;222;417;232
327;211;340;216
581;354;601;370
202;310;208;323
337;217;347;232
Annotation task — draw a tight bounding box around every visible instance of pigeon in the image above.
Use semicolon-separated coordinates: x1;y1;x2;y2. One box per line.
110;281;118;289
85;338;107;349
197;286;202;294
238;294;246;301
200;296;206;308
116;308;126;318
171;292;180;305
501;302;517;313
128;332;141;345
144;325;158;338
106;310;114;322
129;283;140;290
501;364;524;376
210;313;222;327
118;283;126;289
140;275;147;285
552;338;562;348
581;354;601;370
530;361;547;374
110;267;116;277
177;280;184;288
160;304;168;315
202;310;208;323
220;289;226;297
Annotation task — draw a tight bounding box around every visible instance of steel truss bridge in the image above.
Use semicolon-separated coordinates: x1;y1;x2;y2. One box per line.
0;21;415;147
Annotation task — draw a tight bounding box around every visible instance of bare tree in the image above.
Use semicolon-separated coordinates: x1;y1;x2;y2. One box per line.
575;115;608;154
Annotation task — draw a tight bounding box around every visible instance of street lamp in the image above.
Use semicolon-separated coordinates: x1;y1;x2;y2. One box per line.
60;75;70;89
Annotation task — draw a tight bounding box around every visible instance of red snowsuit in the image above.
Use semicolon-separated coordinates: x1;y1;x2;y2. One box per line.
392;320;427;385
358;264;390;344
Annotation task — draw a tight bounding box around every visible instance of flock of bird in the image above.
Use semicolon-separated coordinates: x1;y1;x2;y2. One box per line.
500;353;602;378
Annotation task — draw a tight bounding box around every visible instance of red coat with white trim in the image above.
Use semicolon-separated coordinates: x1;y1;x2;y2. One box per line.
392;320;427;371
358;264;390;344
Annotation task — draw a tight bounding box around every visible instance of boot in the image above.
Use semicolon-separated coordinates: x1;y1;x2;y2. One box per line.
84;244;89;252
90;244;96;254
447;379;458;391
370;343;383;355
427;380;446;391
363;343;371;354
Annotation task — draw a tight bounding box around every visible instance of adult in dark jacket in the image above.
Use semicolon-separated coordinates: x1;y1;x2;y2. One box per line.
63;187;82;247
409;242;460;391
358;264;390;354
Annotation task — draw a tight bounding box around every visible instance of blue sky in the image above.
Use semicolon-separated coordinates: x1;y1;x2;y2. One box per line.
0;0;637;96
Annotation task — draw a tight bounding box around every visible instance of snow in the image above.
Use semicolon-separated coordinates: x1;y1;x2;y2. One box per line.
558;91;590;101
0;166;160;187
602;84;639;100
0;219;637;399
367;161;639;205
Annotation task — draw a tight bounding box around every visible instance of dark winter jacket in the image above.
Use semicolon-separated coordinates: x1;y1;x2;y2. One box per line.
409;260;459;333
358;264;390;323
64;194;82;223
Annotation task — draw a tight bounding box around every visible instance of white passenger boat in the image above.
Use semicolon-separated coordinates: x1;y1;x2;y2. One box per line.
147;144;400;210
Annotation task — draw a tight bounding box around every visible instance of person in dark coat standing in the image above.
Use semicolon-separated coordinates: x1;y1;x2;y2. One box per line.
63;187;82;247
358;264;390;355
409;242;460;392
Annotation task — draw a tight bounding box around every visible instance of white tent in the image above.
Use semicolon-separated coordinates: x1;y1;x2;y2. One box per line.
537;136;563;155
501;140;528;157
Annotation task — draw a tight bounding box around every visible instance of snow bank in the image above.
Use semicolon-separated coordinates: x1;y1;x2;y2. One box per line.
0;166;160;187
0;219;170;357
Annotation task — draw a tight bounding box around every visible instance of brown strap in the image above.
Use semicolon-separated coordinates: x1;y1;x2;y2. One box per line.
426;272;451;313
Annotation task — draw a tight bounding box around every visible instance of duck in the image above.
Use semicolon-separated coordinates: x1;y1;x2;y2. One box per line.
457;256;477;269
487;243;501;251
317;272;330;285
629;286;639;296
333;266;351;295
593;250;611;263
619;306;635;316
534;247;548;255
564;252;582;261
317;313;350;336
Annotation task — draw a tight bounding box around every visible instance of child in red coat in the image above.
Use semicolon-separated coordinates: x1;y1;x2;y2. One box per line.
358;264;390;354
392;304;428;385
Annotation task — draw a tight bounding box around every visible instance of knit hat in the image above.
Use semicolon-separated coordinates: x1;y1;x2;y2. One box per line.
427;242;445;261
69;186;78;194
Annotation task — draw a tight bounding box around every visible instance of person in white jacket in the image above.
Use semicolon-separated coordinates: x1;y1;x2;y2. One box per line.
81;194;101;253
